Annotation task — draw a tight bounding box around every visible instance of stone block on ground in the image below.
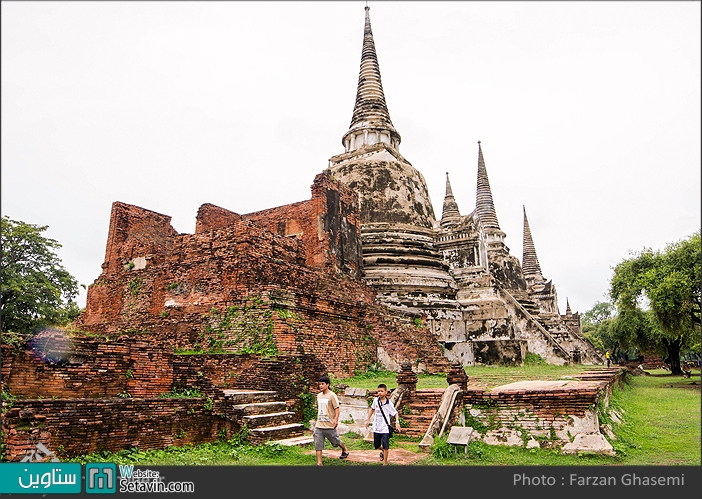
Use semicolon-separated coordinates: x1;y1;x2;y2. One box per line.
561;433;615;456
526;437;540;449
344;387;368;397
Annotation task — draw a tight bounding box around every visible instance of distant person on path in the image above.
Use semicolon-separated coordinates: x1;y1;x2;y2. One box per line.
366;383;402;466
606;350;611;368
313;375;349;466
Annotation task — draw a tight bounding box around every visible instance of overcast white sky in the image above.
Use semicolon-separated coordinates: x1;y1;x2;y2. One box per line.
2;1;700;316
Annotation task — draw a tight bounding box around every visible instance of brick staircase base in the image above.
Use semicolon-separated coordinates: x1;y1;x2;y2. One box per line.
399;388;445;439
223;389;313;446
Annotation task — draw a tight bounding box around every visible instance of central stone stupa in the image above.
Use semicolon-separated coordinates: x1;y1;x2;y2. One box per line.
327;6;457;309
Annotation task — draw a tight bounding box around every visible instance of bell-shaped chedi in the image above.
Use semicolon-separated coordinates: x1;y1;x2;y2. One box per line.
328;6;455;306
329;6;436;229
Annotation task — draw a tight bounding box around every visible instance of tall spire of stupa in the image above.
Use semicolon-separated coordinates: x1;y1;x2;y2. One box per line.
475;141;500;230
342;5;401;153
440;172;461;227
522;205;543;279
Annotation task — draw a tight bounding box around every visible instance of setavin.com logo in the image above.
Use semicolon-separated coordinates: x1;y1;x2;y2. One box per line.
88;463;196;494
116;465;195;493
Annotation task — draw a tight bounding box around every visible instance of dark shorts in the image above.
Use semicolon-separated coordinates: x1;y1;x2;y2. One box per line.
373;432;390;450
313;427;343;451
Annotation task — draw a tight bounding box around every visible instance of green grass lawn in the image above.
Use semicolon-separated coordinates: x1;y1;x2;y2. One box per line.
64;367;700;466
605;370;701;465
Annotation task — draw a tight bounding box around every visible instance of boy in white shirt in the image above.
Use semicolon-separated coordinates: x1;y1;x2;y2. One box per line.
365;383;402;466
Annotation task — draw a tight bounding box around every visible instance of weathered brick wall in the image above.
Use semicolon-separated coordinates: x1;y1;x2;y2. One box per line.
1;343;13;393
79;219;305;336
641;354;667;369
4;331;171;399
102;201;179;275
80;279;388;377
3;331;325;399
232;355;327;401
243;172;362;278
462;385;603;440
2;336;327;460
195;203;243;233
2;398;232;462
80;208;308;333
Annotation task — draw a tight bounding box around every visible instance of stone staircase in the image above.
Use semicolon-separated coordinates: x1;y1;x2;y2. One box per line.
399;388;445;439
507;289;603;364
511;290;541;316
223;389;313;446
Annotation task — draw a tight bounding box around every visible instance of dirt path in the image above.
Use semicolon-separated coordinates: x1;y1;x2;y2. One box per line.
306;447;427;465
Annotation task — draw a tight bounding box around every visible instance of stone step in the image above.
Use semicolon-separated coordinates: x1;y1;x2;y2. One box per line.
249;423;306;442
402;414;435;423
403;430;429;438
231;401;287;415
402;421;429;436
223;389;277;404
403;427;433;436
412;395;444;400
405;404;437;409
273;435;314;447
405;410;436;418
403;420;432;429
406;402;440;411
516;301;540;312
243;411;298;428
409;399;443;406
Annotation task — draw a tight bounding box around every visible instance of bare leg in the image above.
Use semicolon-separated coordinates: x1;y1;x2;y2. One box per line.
382;447;389;466
316;450;323;466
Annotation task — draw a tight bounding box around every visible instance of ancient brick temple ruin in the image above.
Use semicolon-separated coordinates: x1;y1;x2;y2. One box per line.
1;5;609;461
73;6;601;370
72;170;450;376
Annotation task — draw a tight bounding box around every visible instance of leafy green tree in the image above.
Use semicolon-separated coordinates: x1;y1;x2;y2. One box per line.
609;231;701;374
1;216;80;337
582;300;638;362
581;300;615;326
582;301;614;355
